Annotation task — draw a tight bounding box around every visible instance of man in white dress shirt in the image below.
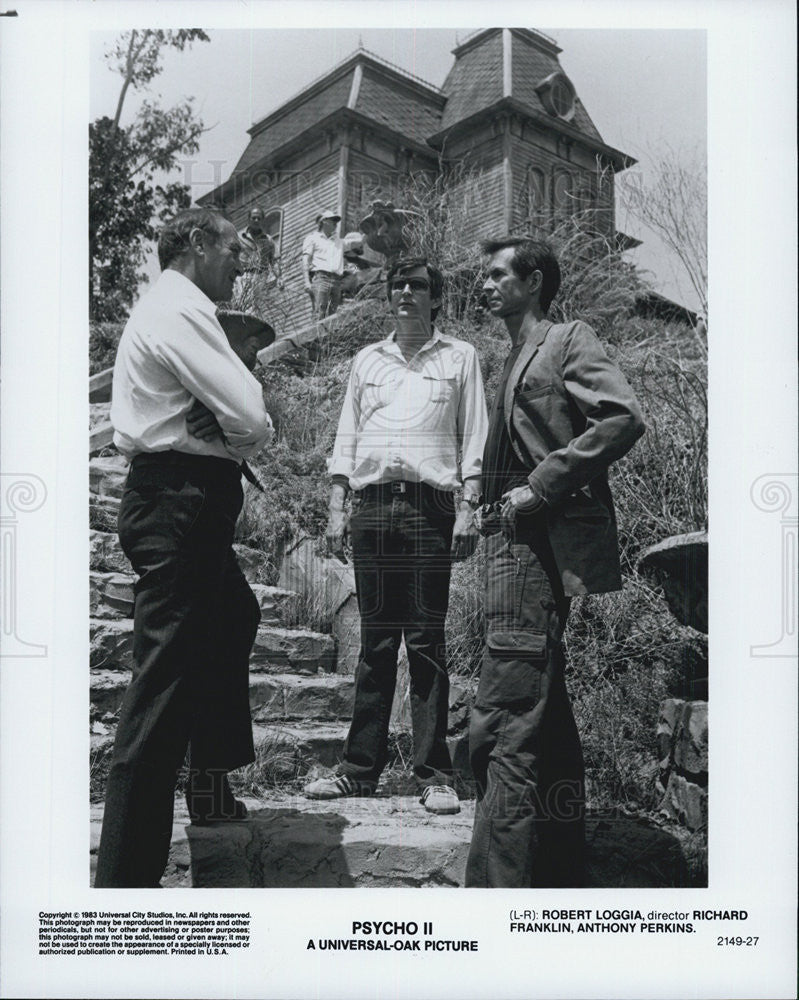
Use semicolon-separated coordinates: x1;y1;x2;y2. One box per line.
95;207;273;887
304;257;488;815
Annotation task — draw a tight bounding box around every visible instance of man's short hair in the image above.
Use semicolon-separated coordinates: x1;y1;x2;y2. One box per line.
481;236;562;314
158;207;230;271
385;256;445;322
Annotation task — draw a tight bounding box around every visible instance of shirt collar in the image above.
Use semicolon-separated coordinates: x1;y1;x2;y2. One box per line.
158;267;218;315
383;326;444;359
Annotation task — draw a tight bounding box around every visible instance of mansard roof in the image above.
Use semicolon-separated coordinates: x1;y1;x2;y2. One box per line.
229;49;444;178
210;29;634;200
433;28;625;164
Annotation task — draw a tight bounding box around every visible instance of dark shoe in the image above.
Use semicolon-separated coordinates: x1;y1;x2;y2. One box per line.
186;771;248;825
304;774;375;800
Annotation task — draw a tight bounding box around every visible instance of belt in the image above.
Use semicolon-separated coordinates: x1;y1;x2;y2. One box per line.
357;480;454;505
130;450;248;488
313;270;342;279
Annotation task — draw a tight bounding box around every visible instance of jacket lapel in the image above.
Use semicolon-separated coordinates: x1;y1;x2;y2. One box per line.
503;318;554;433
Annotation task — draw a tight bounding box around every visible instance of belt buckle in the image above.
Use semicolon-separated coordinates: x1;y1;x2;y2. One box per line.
390;481;406;494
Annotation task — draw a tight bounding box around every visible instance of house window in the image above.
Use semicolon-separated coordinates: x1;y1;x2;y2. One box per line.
552;170;574;217
262;208;283;254
525;166;546;224
536;72;576;122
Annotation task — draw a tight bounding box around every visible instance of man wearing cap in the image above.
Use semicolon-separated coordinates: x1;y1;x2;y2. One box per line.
301;210;349;319
95;207;274;888
304;257;489;816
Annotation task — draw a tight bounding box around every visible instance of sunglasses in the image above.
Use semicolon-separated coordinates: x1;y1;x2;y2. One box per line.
389;277;431;293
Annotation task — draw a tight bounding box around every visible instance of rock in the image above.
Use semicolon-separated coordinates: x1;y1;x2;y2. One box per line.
639;531;708;633
90;669;130;716
250;584;296;623
656;697;684;763
279;538;355;612
90;571;135;618
90;530;131;574
278;537;357;651
672;701;708;781
250;626;336;674
89;454;129;499
248;673;355;722
659;773;708;831
234;543;271;584
332;593;361;675
251;722;349;772
90;619;134;672
89;402;111;431
145;797;695;889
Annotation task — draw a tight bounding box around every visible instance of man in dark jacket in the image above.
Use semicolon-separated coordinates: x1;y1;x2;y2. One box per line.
465;236;645;888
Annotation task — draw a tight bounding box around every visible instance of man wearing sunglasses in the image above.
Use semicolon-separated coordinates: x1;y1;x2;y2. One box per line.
466;236;645;888
305;257;488;815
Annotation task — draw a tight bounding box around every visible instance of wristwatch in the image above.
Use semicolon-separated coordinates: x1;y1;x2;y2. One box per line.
461;494;482;510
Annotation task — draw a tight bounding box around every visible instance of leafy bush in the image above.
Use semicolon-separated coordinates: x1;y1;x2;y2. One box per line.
89;321;124;374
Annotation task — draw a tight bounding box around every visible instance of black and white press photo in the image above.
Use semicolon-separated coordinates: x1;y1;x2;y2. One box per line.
1;3;796;999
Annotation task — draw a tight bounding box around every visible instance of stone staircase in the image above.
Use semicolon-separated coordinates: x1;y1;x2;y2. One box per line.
89;447;696;888
88;452;355;791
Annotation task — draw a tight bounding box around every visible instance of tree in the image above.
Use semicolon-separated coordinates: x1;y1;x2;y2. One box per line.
89;29;210;322
619;147;707;324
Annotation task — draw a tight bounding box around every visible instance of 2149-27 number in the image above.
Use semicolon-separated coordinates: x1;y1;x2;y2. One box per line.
718;936;759;946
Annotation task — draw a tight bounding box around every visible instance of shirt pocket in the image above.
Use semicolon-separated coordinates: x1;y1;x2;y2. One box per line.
422;368;458;406
362;371;401;410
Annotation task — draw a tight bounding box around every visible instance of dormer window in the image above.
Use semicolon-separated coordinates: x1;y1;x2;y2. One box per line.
536;72;576;121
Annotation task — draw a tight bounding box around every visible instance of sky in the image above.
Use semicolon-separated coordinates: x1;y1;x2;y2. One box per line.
90;27;707;310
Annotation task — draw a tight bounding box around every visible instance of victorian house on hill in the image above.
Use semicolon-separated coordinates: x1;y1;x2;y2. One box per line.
200;28;637;329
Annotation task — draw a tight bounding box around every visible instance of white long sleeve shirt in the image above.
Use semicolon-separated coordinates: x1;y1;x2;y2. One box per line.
111;269;273;462
328;329;488;492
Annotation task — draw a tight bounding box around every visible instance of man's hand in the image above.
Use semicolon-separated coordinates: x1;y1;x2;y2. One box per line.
451;504;479;562
499;485;544;534
325;506;349;562
187;399;224;442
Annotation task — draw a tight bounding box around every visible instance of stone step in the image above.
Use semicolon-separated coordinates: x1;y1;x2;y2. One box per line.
88;572;296;624
89;530;272;588
89;455;129;498
90;530;131;575
249;673;354;723
91;670;356;725
89;619;334;676
250;625;336;674
90;572;135;618
251;721;348;773
89;796;694;889
251;584;296;624
90;618;134;672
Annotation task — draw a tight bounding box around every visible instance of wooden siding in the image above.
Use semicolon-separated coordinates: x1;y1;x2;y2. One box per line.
508;132;615;236
226;150;341;335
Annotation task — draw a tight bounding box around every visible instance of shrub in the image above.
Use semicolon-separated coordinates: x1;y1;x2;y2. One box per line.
89;320;124;374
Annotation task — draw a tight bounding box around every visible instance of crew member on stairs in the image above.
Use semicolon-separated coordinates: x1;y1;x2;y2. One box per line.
95;207;274;888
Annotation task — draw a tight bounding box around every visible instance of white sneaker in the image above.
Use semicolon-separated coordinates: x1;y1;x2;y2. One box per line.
420;785;460;815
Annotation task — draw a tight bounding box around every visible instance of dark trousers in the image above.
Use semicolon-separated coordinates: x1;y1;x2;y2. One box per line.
94;454;260;888
465;522;585;887
342;485;455;788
